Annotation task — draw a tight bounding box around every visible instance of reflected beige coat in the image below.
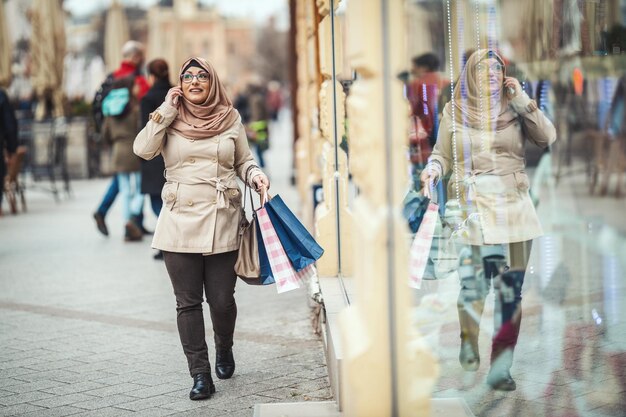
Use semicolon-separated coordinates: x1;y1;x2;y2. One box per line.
429;92;556;245
133;102;263;254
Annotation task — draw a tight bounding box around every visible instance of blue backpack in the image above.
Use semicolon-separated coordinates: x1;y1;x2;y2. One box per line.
102;87;130;117
92;74;134;131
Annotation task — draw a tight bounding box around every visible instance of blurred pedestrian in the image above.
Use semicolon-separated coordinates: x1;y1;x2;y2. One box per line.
265;80;282;121
92;40;150;237
134;57;269;400
102;76;143;241
405;53;449;194
140;58;172;259
244;83;270;167
421;50;556;391
0;88;18;216
408;53;449;149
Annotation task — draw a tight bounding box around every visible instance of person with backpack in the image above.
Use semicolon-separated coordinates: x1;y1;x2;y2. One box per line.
92;41;149;238
102;75;144;241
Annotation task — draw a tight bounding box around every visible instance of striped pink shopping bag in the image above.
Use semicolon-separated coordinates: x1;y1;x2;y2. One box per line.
409;202;439;289
257;207;313;293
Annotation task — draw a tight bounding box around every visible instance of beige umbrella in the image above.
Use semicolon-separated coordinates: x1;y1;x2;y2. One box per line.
0;0;12;87
104;0;130;73
30;0;66;119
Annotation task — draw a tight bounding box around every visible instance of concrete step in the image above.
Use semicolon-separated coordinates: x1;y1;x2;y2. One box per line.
253;401;341;417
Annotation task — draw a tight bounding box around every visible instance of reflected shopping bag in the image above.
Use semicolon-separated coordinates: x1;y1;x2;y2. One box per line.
402;189;430;233
409;202;439;289
265;195;324;271
257;207;317;293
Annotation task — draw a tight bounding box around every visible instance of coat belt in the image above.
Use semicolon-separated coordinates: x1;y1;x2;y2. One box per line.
165;176;232;209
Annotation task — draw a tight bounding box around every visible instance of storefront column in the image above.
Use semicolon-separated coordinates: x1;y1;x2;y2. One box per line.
338;1;438;416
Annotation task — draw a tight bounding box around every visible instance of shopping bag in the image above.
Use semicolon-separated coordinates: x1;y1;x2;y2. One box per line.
409;202;439;289
236;165;273;285
257;207;305;293
256;220;275;285
264;195;324;271
235;211;262;284
430;199;472;279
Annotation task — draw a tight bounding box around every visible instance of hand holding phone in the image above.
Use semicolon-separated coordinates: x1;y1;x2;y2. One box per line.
506;86;516;98
503;77;521;99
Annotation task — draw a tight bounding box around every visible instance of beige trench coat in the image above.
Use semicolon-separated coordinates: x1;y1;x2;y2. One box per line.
133;102;263;254
429;92;557;245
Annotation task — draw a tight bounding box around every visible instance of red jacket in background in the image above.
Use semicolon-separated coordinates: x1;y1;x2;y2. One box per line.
113;61;150;100
408;72;449;138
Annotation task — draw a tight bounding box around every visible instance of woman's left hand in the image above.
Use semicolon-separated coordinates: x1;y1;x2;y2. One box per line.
503;77;522;98
252;173;270;192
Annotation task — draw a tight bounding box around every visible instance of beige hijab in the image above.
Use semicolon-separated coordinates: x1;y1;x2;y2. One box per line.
445;49;516;131
169;57;239;139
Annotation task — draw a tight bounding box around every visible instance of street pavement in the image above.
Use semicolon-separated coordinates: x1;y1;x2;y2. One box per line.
0;111;331;417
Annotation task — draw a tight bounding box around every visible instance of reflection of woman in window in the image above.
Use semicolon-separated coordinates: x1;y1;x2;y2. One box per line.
421;50;556;391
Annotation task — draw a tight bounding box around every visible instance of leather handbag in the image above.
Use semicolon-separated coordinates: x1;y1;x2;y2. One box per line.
235;166;262;285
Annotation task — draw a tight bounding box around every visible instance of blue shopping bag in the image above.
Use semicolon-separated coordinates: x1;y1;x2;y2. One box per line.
264;195;324;271
256;219;276;285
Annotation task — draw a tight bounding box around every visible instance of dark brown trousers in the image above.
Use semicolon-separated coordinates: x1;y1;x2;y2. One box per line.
163;250;238;377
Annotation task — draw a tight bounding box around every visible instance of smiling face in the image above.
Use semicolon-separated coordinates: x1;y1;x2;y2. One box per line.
181;67;211;104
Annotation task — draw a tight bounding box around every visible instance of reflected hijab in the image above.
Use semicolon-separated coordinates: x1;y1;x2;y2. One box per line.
169;57;239;139
446;49;516;131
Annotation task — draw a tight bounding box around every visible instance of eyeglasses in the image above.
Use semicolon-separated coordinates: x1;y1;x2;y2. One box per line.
181;73;210;83
476;62;503;73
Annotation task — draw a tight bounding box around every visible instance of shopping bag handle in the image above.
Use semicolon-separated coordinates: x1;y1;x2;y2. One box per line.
243;165;259;212
259;187;272;207
242;164;272;208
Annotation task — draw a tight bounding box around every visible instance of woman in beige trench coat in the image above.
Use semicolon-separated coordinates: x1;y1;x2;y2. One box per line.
421;50;556;391
134;57;269;401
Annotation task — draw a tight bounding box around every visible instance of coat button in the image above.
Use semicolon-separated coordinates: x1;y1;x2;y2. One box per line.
189;158;195;164
496;149;503;154
187;200;194;206
166;193;175;201
230;189;239;196
190;138;195;142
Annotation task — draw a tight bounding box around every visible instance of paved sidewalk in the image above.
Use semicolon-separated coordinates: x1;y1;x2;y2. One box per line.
0;111;331;417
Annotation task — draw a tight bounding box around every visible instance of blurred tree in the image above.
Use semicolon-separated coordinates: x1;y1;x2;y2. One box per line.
84;7;146;64
255;17;288;83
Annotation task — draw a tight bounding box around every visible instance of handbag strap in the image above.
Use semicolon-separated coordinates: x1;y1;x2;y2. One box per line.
242;165;259;212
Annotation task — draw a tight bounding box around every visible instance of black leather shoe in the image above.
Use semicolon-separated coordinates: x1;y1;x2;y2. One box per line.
459;340;480;371
487;370;517;391
189;373;215;400
215;348;235;379
93;212;108;236
153;250;164;260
